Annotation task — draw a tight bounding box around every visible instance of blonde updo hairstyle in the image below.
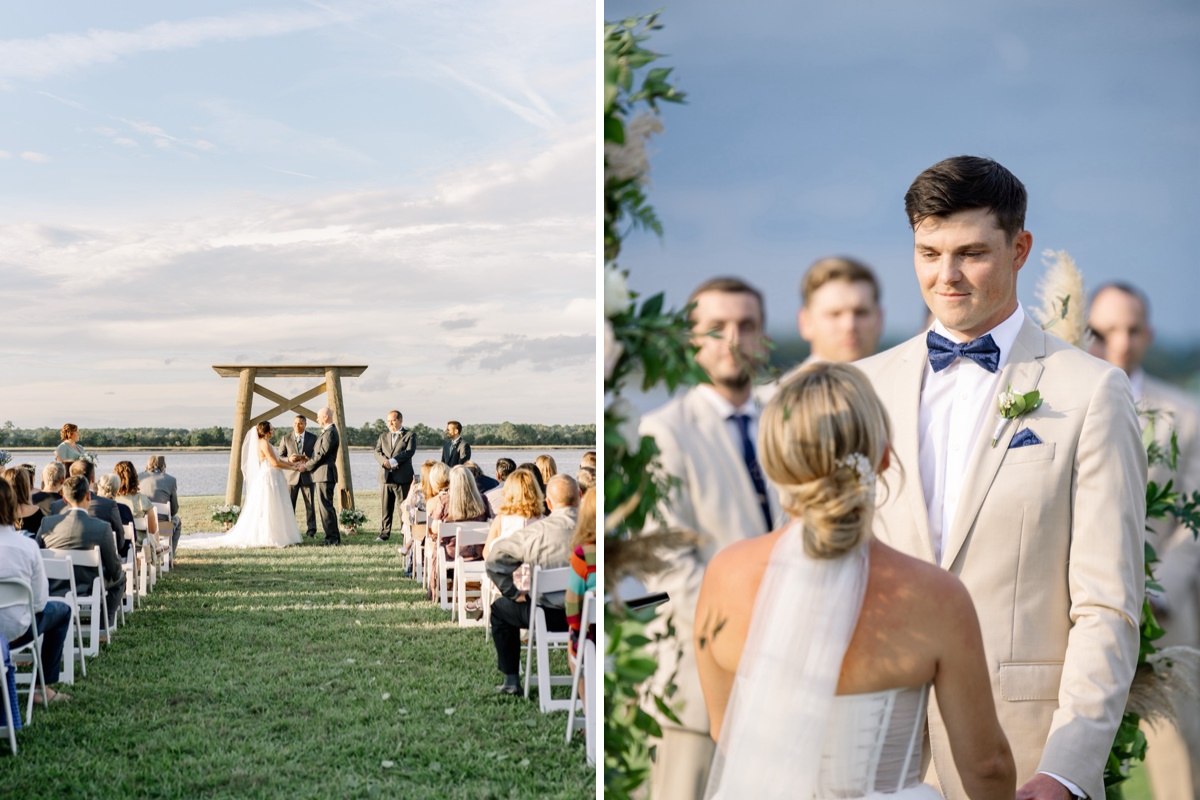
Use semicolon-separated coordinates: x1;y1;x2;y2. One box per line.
758;362;891;559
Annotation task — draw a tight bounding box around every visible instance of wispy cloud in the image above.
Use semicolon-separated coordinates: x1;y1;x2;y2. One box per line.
20;151;52;163
0;9;344;82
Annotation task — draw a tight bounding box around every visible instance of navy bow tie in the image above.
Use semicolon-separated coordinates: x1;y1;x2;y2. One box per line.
926;330;1000;373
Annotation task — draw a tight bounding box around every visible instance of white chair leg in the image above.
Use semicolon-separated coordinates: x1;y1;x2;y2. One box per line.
1;661;15;755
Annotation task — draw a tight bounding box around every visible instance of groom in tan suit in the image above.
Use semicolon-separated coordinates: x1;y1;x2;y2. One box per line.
857;156;1145;800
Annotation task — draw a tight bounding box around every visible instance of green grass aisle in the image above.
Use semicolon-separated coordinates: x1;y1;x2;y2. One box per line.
2;499;594;799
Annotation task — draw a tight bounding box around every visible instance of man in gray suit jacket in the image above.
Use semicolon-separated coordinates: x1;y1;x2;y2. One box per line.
139;455;181;553
68;460;127;558
278;414;318;538
305;407;341;546
486;475;580;695
37;476;125;625
441;420;471;466
373;410;416;542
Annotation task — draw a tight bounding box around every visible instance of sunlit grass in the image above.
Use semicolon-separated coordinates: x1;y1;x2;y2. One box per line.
3;507;594;799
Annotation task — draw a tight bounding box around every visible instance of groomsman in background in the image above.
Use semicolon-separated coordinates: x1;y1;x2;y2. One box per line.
858;156;1144;800
442;421;470;466
279;414;317;538
1089;282;1200;800
638;276;782;800
373;410;416;542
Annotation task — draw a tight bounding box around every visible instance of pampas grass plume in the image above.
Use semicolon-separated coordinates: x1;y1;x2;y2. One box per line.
1033;249;1087;348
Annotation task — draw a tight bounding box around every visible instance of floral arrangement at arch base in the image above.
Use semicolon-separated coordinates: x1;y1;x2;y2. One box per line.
210;504;241;530
1031;249;1200;798
339;508;367;534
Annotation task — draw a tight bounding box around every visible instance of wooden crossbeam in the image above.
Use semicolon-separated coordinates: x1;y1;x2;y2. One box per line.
249;382;326;426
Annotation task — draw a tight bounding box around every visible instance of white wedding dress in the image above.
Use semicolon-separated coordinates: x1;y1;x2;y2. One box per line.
704;524;942;800
179;430;301;550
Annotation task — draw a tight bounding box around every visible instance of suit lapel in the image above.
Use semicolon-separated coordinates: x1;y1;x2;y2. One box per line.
888;337;938;564
941;318;1046;568
685;387;770;533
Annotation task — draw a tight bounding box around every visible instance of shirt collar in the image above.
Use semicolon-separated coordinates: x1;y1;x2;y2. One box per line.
930;303;1025;374
1129;368;1145;403
696;383;758;420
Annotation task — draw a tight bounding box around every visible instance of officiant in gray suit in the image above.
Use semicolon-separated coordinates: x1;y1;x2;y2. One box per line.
278;414;317;538
373;410;416;542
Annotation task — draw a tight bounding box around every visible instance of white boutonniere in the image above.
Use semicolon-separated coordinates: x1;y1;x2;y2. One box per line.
992;385;1043;447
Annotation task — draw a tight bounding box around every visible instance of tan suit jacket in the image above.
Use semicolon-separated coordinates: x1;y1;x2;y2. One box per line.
857;317;1145;800
638;386;783;732
1141;375;1200;647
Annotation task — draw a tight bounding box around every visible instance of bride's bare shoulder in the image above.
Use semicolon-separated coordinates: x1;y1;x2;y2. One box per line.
869;540;971;608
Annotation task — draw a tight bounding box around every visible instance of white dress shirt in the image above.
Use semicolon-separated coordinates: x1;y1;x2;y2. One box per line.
1128;368;1145;404
694;384;761;459
0;524;48;642
918;305;1025;564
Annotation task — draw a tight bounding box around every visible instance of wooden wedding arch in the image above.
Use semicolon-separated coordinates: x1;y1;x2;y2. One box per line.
212;365;366;509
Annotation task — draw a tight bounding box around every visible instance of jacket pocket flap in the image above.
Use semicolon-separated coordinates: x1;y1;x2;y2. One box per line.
999;661;1063;701
1000;442;1056;466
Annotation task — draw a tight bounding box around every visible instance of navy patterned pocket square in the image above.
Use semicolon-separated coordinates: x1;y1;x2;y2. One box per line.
1009;428;1043;449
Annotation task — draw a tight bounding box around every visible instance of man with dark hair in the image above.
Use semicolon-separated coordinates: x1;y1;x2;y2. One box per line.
279;414;318;538
485;457;517;507
442;421;470;466
638;275;782;799
37;475;125;626
373;410;415;542
858;155;1144;800
486;474;581;695
139;454;181;552
68;459;126;558
465;461;499;493
1089;281;1200;800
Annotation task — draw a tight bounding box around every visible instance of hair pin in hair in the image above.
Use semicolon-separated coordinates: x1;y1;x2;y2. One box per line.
836;453;875;490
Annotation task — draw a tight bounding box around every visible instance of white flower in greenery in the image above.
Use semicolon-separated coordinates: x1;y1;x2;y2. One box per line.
609;396;642;453
605;266;631;318
604;320;623;381
605;111;663;183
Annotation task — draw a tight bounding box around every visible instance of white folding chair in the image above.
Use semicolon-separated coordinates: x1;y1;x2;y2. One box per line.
522;565;575;712
0;648;16;755
151;502;174;572
39;554;86;684
0;578;48;725
583;637;596;766
122;523;147;605
48;547;110;655
107;530;126;628
566;589;596;742
449;522;490;626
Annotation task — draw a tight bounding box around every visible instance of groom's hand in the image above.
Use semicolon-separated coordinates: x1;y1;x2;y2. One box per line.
1017;774;1075;800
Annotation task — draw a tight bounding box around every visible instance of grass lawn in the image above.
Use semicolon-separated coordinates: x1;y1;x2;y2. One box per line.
2;495;595;799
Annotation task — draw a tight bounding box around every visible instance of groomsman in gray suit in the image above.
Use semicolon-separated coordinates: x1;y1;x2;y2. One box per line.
278;414;318;538
373;410;416;542
304;407;341;546
441;421;471;466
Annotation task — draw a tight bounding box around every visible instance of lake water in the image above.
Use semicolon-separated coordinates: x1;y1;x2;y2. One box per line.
4;447;590;498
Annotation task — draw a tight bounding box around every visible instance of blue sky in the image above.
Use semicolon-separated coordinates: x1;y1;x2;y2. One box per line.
1;1;596;428
607;0;1200;347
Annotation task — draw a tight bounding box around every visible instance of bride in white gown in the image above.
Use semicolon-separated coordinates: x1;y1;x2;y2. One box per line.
695;363;1015;800
179;422;303;549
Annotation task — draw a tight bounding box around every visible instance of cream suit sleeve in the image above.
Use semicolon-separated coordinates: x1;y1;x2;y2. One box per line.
1040;366;1146;800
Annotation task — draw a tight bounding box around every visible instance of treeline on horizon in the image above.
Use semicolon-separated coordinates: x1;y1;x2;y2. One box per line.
0;420;597;450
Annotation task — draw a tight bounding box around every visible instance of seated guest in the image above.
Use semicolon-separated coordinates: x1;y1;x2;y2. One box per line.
0;481;72;703
95;474;136;549
486;474;581;696
69;459;127;558
465;461;500;494
430;467;494;600
115;460;158;548
581;451;596;470
4;466;43;536
565;489;597;660
518;461;548;515
37;476;125;626
138;455;181;554
575;466;596;496
485;458;516;509
398;460;438;565
534;454;558;487
483;468;545;594
423;462;452;538
33;462;66;516
54;423;88;469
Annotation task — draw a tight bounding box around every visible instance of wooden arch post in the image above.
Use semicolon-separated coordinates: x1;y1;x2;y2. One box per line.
213;365;367;509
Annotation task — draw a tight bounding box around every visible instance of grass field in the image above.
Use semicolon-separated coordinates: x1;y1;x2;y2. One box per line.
2;495;595;799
